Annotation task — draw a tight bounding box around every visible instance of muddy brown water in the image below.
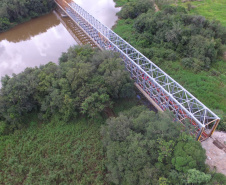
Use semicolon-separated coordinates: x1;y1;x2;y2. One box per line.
0;0;120;86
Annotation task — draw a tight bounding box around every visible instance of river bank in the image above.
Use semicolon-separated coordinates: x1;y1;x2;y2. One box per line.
0;0;56;33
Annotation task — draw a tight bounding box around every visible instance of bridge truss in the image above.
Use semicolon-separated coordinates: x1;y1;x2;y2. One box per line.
55;0;220;141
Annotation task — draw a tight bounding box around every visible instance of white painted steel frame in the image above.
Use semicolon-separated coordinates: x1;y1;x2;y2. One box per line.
55;0;220;139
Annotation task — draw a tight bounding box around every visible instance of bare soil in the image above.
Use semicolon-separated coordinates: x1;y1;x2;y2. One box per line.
154;3;160;12
201;131;226;175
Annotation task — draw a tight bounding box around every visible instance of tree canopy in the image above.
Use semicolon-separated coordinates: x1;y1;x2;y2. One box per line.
101;106;217;185
0;45;134;135
117;3;226;72
0;0;55;32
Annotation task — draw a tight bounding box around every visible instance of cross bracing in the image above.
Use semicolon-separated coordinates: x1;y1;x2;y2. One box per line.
55;0;220;141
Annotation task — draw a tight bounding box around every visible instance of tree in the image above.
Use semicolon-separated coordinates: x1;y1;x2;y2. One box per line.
171;139;206;173
117;0;154;19
187;169;211;184
0;18;10;31
101;106;182;185
81;90;111;118
0;0;55;32
0;46;134;130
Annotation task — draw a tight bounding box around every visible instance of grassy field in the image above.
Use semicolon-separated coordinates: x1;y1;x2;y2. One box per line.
0;117;106;184
178;0;226;27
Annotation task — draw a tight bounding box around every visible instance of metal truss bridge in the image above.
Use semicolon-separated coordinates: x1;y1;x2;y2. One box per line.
55;0;220;141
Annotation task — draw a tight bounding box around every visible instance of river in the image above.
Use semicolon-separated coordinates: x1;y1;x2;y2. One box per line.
0;0;120;86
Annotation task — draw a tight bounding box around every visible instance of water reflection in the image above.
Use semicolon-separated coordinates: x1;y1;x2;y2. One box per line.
75;0;120;28
0;22;76;79
0;0;120;86
0;13;60;43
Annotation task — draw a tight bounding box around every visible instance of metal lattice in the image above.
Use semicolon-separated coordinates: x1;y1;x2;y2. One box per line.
55;0;220;141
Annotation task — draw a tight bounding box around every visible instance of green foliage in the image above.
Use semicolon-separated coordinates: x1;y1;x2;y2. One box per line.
132;6;225;70
0;121;7;135
155;0;174;9
0;17;10;32
0;45;134;132
81;90;111;117
213;109;226;131
0;93;139;184
113;0;137;7
0;117;106;184
171;140;206;172
208;172;226;185
101;106;208;184
0;0;55;32
112;97;139;115
158;177;169;185
187;169;211;184
177;0;226;27
117;0;155;19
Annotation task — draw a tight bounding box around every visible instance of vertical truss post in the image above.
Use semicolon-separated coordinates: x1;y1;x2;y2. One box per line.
197;127;205;141
209;119;220;137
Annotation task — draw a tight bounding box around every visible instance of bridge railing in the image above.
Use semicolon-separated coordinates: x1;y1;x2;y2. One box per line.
55;0;220;140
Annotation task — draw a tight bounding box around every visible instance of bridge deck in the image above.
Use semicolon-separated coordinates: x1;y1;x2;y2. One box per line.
55;0;220;141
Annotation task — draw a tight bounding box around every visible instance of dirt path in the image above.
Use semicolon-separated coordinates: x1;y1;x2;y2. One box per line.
201;131;226;175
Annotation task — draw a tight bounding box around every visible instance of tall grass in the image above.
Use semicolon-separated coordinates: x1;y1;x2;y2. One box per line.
0;117;106;184
178;0;226;27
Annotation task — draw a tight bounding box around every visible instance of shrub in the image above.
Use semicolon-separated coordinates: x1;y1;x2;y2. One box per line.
117;0;154;19
102;106;208;184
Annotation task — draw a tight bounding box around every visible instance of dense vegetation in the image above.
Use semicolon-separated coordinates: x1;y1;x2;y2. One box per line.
0;0;55;32
0;46;134;184
0;45;134;135
0;0;226;183
117;0;226;71
102;106;226;184
1;46;226;184
0;117;106;184
113;0;226;131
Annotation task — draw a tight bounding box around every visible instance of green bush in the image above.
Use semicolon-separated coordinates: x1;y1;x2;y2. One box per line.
132;6;225;69
0;17;10;32
171;141;206;172
117;0;154;19
213;109;226;131
101;106;208;184
187;169;211;184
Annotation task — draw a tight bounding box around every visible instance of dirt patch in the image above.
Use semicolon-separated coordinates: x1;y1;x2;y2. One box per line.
154;3;160;12
223;51;226;61
201;131;226;175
